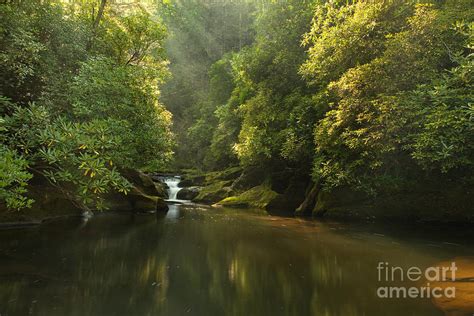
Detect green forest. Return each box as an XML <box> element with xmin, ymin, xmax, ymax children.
<box><xmin>1</xmin><ymin>0</ymin><xmax>473</xmax><ymax>221</ymax></box>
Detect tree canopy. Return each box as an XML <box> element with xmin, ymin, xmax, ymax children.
<box><xmin>1</xmin><ymin>0</ymin><xmax>173</xmax><ymax>211</ymax></box>
<box><xmin>164</xmin><ymin>0</ymin><xmax>473</xmax><ymax>197</ymax></box>
<box><xmin>1</xmin><ymin>0</ymin><xmax>473</xmax><ymax>213</ymax></box>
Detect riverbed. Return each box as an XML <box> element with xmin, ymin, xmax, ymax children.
<box><xmin>0</xmin><ymin>203</ymin><xmax>473</xmax><ymax>316</ymax></box>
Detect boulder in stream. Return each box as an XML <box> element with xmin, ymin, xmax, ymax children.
<box><xmin>177</xmin><ymin>186</ymin><xmax>200</xmax><ymax>200</ymax></box>
<box><xmin>121</xmin><ymin>168</ymin><xmax>168</xmax><ymax>199</ymax></box>
<box><xmin>193</xmin><ymin>180</ymin><xmax>234</xmax><ymax>204</ymax></box>
<box><xmin>216</xmin><ymin>184</ymin><xmax>278</xmax><ymax>209</ymax></box>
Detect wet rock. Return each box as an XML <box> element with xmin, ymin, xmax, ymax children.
<box><xmin>153</xmin><ymin>181</ymin><xmax>169</xmax><ymax>199</ymax></box>
<box><xmin>106</xmin><ymin>168</ymin><xmax>169</xmax><ymax>212</ymax></box>
<box><xmin>193</xmin><ymin>181</ymin><xmax>233</xmax><ymax>204</ymax></box>
<box><xmin>179</xmin><ymin>175</ymin><xmax>206</xmax><ymax>188</ymax></box>
<box><xmin>177</xmin><ymin>187</ymin><xmax>200</xmax><ymax>200</ymax></box>
<box><xmin>156</xmin><ymin>197</ymin><xmax>169</xmax><ymax>212</ymax></box>
<box><xmin>121</xmin><ymin>168</ymin><xmax>167</xmax><ymax>198</ymax></box>
<box><xmin>105</xmin><ymin>187</ymin><xmax>168</xmax><ymax>213</ymax></box>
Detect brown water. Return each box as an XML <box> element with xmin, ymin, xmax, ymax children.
<box><xmin>0</xmin><ymin>204</ymin><xmax>473</xmax><ymax>316</ymax></box>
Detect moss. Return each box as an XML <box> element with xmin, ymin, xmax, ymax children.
<box><xmin>181</xmin><ymin>168</ymin><xmax>203</xmax><ymax>176</ymax></box>
<box><xmin>217</xmin><ymin>184</ymin><xmax>278</xmax><ymax>209</ymax></box>
<box><xmin>181</xmin><ymin>167</ymin><xmax>242</xmax><ymax>188</ymax></box>
<box><xmin>193</xmin><ymin>180</ymin><xmax>233</xmax><ymax>203</ymax></box>
<box><xmin>153</xmin><ymin>181</ymin><xmax>168</xmax><ymax>198</ymax></box>
<box><xmin>205</xmin><ymin>166</ymin><xmax>242</xmax><ymax>182</ymax></box>
<box><xmin>176</xmin><ymin>186</ymin><xmax>200</xmax><ymax>200</ymax></box>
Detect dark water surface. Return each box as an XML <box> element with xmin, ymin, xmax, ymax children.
<box><xmin>0</xmin><ymin>204</ymin><xmax>473</xmax><ymax>316</ymax></box>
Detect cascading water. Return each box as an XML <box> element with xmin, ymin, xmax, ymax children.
<box><xmin>160</xmin><ymin>176</ymin><xmax>184</xmax><ymax>220</ymax></box>
<box><xmin>164</xmin><ymin>176</ymin><xmax>182</xmax><ymax>201</ymax></box>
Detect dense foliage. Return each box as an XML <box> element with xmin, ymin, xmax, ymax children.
<box><xmin>169</xmin><ymin>0</ymin><xmax>473</xmax><ymax>197</ymax></box>
<box><xmin>304</xmin><ymin>2</ymin><xmax>473</xmax><ymax>193</ymax></box>
<box><xmin>158</xmin><ymin>0</ymin><xmax>256</xmax><ymax>169</ymax></box>
<box><xmin>0</xmin><ymin>1</ymin><xmax>173</xmax><ymax>211</ymax></box>
<box><xmin>1</xmin><ymin>0</ymin><xmax>473</xmax><ymax>215</ymax></box>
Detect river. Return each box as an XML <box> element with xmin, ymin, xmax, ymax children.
<box><xmin>0</xmin><ymin>185</ymin><xmax>473</xmax><ymax>315</ymax></box>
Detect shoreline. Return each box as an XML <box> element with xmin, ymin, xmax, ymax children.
<box><xmin>1</xmin><ymin>202</ymin><xmax>472</xmax><ymax>230</ymax></box>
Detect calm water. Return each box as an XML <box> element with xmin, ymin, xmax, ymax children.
<box><xmin>0</xmin><ymin>204</ymin><xmax>473</xmax><ymax>316</ymax></box>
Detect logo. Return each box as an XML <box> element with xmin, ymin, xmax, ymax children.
<box><xmin>376</xmin><ymin>261</ymin><xmax>457</xmax><ymax>299</ymax></box>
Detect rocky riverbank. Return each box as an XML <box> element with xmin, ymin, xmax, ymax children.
<box><xmin>2</xmin><ymin>165</ymin><xmax>472</xmax><ymax>226</ymax></box>
<box><xmin>174</xmin><ymin>167</ymin><xmax>474</xmax><ymax>223</ymax></box>
<box><xmin>0</xmin><ymin>169</ymin><xmax>169</xmax><ymax>226</ymax></box>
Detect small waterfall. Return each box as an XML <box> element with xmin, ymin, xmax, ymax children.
<box><xmin>162</xmin><ymin>176</ymin><xmax>182</xmax><ymax>201</ymax></box>
<box><xmin>160</xmin><ymin>176</ymin><xmax>184</xmax><ymax>220</ymax></box>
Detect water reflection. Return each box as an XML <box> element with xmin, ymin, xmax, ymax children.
<box><xmin>0</xmin><ymin>206</ymin><xmax>472</xmax><ymax>316</ymax></box>
<box><xmin>165</xmin><ymin>204</ymin><xmax>180</xmax><ymax>221</ymax></box>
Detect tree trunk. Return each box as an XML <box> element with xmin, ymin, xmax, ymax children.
<box><xmin>87</xmin><ymin>0</ymin><xmax>107</xmax><ymax>51</ymax></box>
<box><xmin>295</xmin><ymin>182</ymin><xmax>320</xmax><ymax>216</ymax></box>
<box><xmin>92</xmin><ymin>0</ymin><xmax>107</xmax><ymax>30</ymax></box>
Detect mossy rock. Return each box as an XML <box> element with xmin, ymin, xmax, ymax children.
<box><xmin>108</xmin><ymin>169</ymin><xmax>168</xmax><ymax>212</ymax></box>
<box><xmin>179</xmin><ymin>175</ymin><xmax>206</xmax><ymax>188</ymax></box>
<box><xmin>205</xmin><ymin>166</ymin><xmax>242</xmax><ymax>182</ymax></box>
<box><xmin>217</xmin><ymin>185</ymin><xmax>279</xmax><ymax>209</ymax></box>
<box><xmin>156</xmin><ymin>197</ymin><xmax>169</xmax><ymax>212</ymax></box>
<box><xmin>121</xmin><ymin>168</ymin><xmax>167</xmax><ymax>198</ymax></box>
<box><xmin>152</xmin><ymin>180</ymin><xmax>168</xmax><ymax>199</ymax></box>
<box><xmin>193</xmin><ymin>180</ymin><xmax>233</xmax><ymax>204</ymax></box>
<box><xmin>177</xmin><ymin>186</ymin><xmax>200</xmax><ymax>200</ymax></box>
<box><xmin>231</xmin><ymin>166</ymin><xmax>265</xmax><ymax>192</ymax></box>
<box><xmin>179</xmin><ymin>167</ymin><xmax>242</xmax><ymax>188</ymax></box>
<box><xmin>104</xmin><ymin>187</ymin><xmax>168</xmax><ymax>213</ymax></box>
